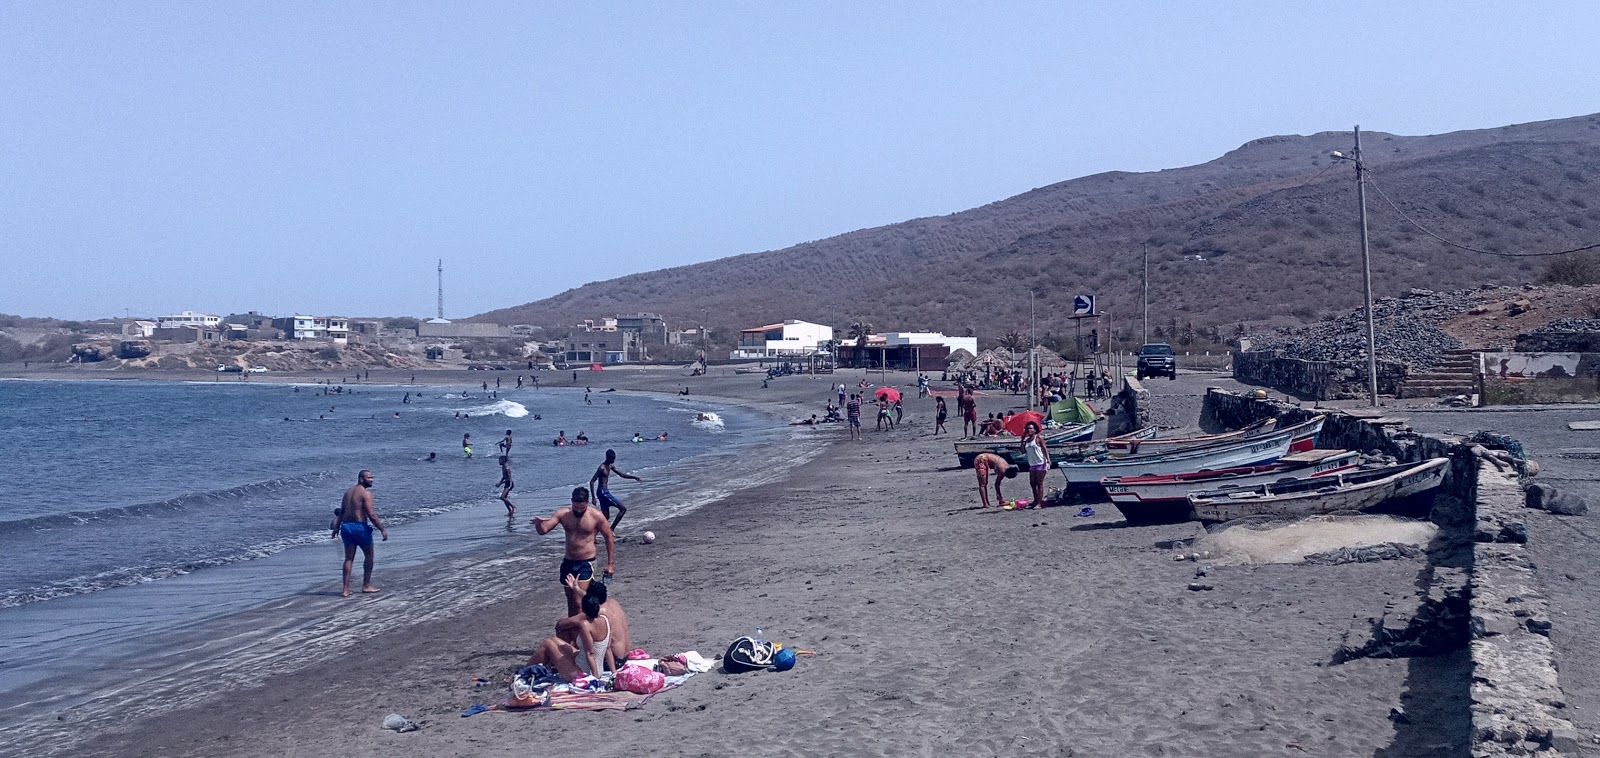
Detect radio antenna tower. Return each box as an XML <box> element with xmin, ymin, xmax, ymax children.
<box><xmin>436</xmin><ymin>259</ymin><xmax>444</xmax><ymax>320</ymax></box>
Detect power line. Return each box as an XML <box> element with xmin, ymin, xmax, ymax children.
<box><xmin>1361</xmin><ymin>170</ymin><xmax>1600</xmax><ymax>258</ymax></box>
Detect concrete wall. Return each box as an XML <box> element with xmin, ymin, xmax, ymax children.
<box><xmin>1232</xmin><ymin>349</ymin><xmax>1406</xmax><ymax>401</ymax></box>
<box><xmin>1107</xmin><ymin>377</ymin><xmax>1150</xmax><ymax>436</ymax></box>
<box><xmin>418</xmin><ymin>322</ymin><xmax>511</xmax><ymax>339</ymax></box>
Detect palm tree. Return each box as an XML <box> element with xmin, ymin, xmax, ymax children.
<box><xmin>996</xmin><ymin>330</ymin><xmax>1027</xmax><ymax>353</ymax></box>
<box><xmin>847</xmin><ymin>321</ymin><xmax>873</xmax><ymax>349</ymax></box>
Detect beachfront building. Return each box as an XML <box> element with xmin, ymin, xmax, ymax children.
<box><xmin>273</xmin><ymin>315</ymin><xmax>350</xmax><ymax>343</ymax></box>
<box><xmin>564</xmin><ymin>337</ymin><xmax>625</xmax><ymax>365</ymax></box>
<box><xmin>836</xmin><ymin>331</ymin><xmax>977</xmax><ymax>371</ymax></box>
<box><xmin>156</xmin><ymin>311</ymin><xmax>221</xmax><ymax>330</ymax></box>
<box><xmin>122</xmin><ymin>320</ymin><xmax>157</xmax><ymax>338</ymax></box>
<box><xmin>417</xmin><ymin>320</ymin><xmax>511</xmax><ymax>339</ymax></box>
<box><xmin>731</xmin><ymin>320</ymin><xmax>833</xmax><ymax>359</ymax></box>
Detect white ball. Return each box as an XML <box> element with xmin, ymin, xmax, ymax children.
<box><xmin>642</xmin><ymin>531</ymin><xmax>656</xmax><ymax>544</ymax></box>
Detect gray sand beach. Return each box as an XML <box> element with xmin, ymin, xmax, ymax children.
<box><xmin>30</xmin><ymin>367</ymin><xmax>1486</xmax><ymax>758</ymax></box>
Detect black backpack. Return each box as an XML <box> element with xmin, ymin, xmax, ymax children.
<box><xmin>722</xmin><ymin>636</ymin><xmax>775</xmax><ymax>673</ymax></box>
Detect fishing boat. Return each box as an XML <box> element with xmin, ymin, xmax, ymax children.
<box><xmin>952</xmin><ymin>422</ymin><xmax>1095</xmax><ymax>468</ymax></box>
<box><xmin>1105</xmin><ymin>417</ymin><xmax>1275</xmax><ymax>453</ymax></box>
<box><xmin>1103</xmin><ymin>449</ymin><xmax>1360</xmax><ymax>523</ymax></box>
<box><xmin>1057</xmin><ymin>424</ymin><xmax>1301</xmax><ymax>486</ymax></box>
<box><xmin>1187</xmin><ymin>457</ymin><xmax>1450</xmax><ymax>523</ymax></box>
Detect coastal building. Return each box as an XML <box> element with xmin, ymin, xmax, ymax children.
<box><xmin>156</xmin><ymin>311</ymin><xmax>221</xmax><ymax>330</ymax></box>
<box><xmin>731</xmin><ymin>320</ymin><xmax>833</xmax><ymax>359</ymax></box>
<box><xmin>836</xmin><ymin>331</ymin><xmax>977</xmax><ymax>371</ymax></box>
<box><xmin>151</xmin><ymin>325</ymin><xmax>223</xmax><ymax>343</ymax></box>
<box><xmin>577</xmin><ymin>318</ymin><xmax>618</xmax><ymax>333</ymax></box>
<box><xmin>668</xmin><ymin>327</ymin><xmax>708</xmax><ymax>345</ymax></box>
<box><xmin>564</xmin><ymin>337</ymin><xmax>625</xmax><ymax>365</ymax></box>
<box><xmin>272</xmin><ymin>315</ymin><xmax>350</xmax><ymax>343</ymax></box>
<box><xmin>122</xmin><ymin>320</ymin><xmax>157</xmax><ymax>338</ymax></box>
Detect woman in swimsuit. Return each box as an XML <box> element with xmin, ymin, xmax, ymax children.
<box><xmin>526</xmin><ymin>592</ymin><xmax>615</xmax><ymax>681</ymax></box>
<box><xmin>934</xmin><ymin>396</ymin><xmax>948</xmax><ymax>436</ymax></box>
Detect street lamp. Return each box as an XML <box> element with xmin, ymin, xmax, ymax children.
<box><xmin>1330</xmin><ymin>126</ymin><xmax>1379</xmax><ymax>407</ymax></box>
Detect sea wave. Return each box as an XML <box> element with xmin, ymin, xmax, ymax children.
<box><xmin>0</xmin><ymin>471</ymin><xmax>342</xmax><ymax>536</ymax></box>
<box><xmin>455</xmin><ymin>399</ymin><xmax>529</xmax><ymax>418</ymax></box>
<box><xmin>0</xmin><ymin>493</ymin><xmax>486</xmax><ymax>609</ymax></box>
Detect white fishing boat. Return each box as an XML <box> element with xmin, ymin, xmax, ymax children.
<box><xmin>1103</xmin><ymin>449</ymin><xmax>1359</xmax><ymax>523</ymax></box>
<box><xmin>1187</xmin><ymin>457</ymin><xmax>1450</xmax><ymax>523</ymax></box>
<box><xmin>952</xmin><ymin>422</ymin><xmax>1095</xmax><ymax>467</ymax></box>
<box><xmin>1058</xmin><ymin>425</ymin><xmax>1300</xmax><ymax>485</ymax></box>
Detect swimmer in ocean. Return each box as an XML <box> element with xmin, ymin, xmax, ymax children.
<box><xmin>463</xmin><ymin>433</ymin><xmax>473</xmax><ymax>458</ymax></box>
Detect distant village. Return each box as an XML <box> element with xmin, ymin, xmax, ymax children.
<box><xmin>3</xmin><ymin>307</ymin><xmax>980</xmax><ymax>372</ymax></box>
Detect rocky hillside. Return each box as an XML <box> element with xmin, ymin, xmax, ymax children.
<box><xmin>478</xmin><ymin>113</ymin><xmax>1600</xmax><ymax>343</ymax></box>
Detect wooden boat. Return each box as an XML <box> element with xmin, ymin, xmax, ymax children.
<box><xmin>1187</xmin><ymin>457</ymin><xmax>1450</xmax><ymax>523</ymax></box>
<box><xmin>952</xmin><ymin>422</ymin><xmax>1095</xmax><ymax>468</ymax></box>
<box><xmin>1056</xmin><ymin>424</ymin><xmax>1301</xmax><ymax>484</ymax></box>
<box><xmin>1103</xmin><ymin>449</ymin><xmax>1360</xmax><ymax>524</ymax></box>
<box><xmin>1105</xmin><ymin>417</ymin><xmax>1275</xmax><ymax>453</ymax></box>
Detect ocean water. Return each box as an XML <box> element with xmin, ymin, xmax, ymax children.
<box><xmin>0</xmin><ymin>378</ymin><xmax>823</xmax><ymax>754</ymax></box>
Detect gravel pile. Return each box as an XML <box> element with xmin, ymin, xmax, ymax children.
<box><xmin>1249</xmin><ymin>288</ymin><xmax>1475</xmax><ymax>369</ymax></box>
<box><xmin>1528</xmin><ymin>319</ymin><xmax>1600</xmax><ymax>334</ymax></box>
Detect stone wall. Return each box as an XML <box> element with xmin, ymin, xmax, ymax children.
<box><xmin>1515</xmin><ymin>330</ymin><xmax>1600</xmax><ymax>353</ymax></box>
<box><xmin>1232</xmin><ymin>349</ymin><xmax>1406</xmax><ymax>401</ymax></box>
<box><xmin>1107</xmin><ymin>376</ymin><xmax>1150</xmax><ymax>436</ymax></box>
<box><xmin>1201</xmin><ymin>387</ymin><xmax>1581</xmax><ymax>755</ymax></box>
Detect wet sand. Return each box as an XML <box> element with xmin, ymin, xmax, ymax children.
<box><xmin>20</xmin><ymin>368</ymin><xmax>1458</xmax><ymax>757</ymax></box>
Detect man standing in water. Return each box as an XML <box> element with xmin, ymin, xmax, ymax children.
<box><xmin>497</xmin><ymin>455</ymin><xmax>516</xmax><ymax>516</ymax></box>
<box><xmin>462</xmin><ymin>433</ymin><xmax>473</xmax><ymax>458</ymax></box>
<box><xmin>498</xmin><ymin>429</ymin><xmax>514</xmax><ymax>458</ymax></box>
<box><xmin>589</xmin><ymin>449</ymin><xmax>642</xmax><ymax>529</ymax></box>
<box><xmin>533</xmin><ymin>487</ymin><xmax>617</xmax><ymax>617</ymax></box>
<box><xmin>331</xmin><ymin>469</ymin><xmax>388</xmax><ymax>597</ymax></box>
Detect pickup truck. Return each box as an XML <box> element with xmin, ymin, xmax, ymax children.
<box><xmin>1135</xmin><ymin>343</ymin><xmax>1177</xmax><ymax>380</ymax></box>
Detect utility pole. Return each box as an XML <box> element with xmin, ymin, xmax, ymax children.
<box><xmin>1354</xmin><ymin>127</ymin><xmax>1379</xmax><ymax>407</ymax></box>
<box><xmin>1141</xmin><ymin>242</ymin><xmax>1149</xmax><ymax>346</ymax></box>
<box><xmin>436</xmin><ymin>259</ymin><xmax>445</xmax><ymax>321</ymax></box>
<box><xmin>1029</xmin><ymin>291</ymin><xmax>1037</xmax><ymax>410</ymax></box>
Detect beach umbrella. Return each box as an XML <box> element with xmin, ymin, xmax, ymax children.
<box><xmin>1002</xmin><ymin>410</ymin><xmax>1046</xmax><ymax>437</ymax></box>
<box><xmin>874</xmin><ymin>386</ymin><xmax>901</xmax><ymax>403</ymax></box>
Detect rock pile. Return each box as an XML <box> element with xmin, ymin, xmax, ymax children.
<box><xmin>1527</xmin><ymin>318</ymin><xmax>1600</xmax><ymax>334</ymax></box>
<box><xmin>1249</xmin><ymin>287</ymin><xmax>1479</xmax><ymax>368</ymax></box>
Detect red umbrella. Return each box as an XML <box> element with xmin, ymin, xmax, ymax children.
<box><xmin>1002</xmin><ymin>411</ymin><xmax>1046</xmax><ymax>438</ymax></box>
<box><xmin>874</xmin><ymin>386</ymin><xmax>901</xmax><ymax>403</ymax></box>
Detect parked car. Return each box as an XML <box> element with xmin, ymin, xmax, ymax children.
<box><xmin>216</xmin><ymin>365</ymin><xmax>243</xmax><ymax>373</ymax></box>
<box><xmin>246</xmin><ymin>366</ymin><xmax>268</xmax><ymax>373</ymax></box>
<box><xmin>1135</xmin><ymin>343</ymin><xmax>1177</xmax><ymax>380</ymax></box>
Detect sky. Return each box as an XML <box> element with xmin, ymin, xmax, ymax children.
<box><xmin>3</xmin><ymin>2</ymin><xmax>1598</xmax><ymax>320</ymax></box>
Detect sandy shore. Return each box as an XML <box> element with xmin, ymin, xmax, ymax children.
<box><xmin>13</xmin><ymin>368</ymin><xmax>1462</xmax><ymax>757</ymax></box>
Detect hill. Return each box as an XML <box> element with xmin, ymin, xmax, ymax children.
<box><xmin>475</xmin><ymin>113</ymin><xmax>1600</xmax><ymax>348</ymax></box>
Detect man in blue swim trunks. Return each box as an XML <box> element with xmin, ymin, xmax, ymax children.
<box><xmin>589</xmin><ymin>449</ymin><xmax>642</xmax><ymax>530</ymax></box>
<box><xmin>533</xmin><ymin>487</ymin><xmax>617</xmax><ymax>617</ymax></box>
<box><xmin>330</xmin><ymin>469</ymin><xmax>388</xmax><ymax>597</ymax></box>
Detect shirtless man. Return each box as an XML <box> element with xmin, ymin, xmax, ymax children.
<box><xmin>555</xmin><ymin>576</ymin><xmax>632</xmax><ymax>671</ymax></box>
<box><xmin>589</xmin><ymin>449</ymin><xmax>642</xmax><ymax>529</ymax></box>
<box><xmin>533</xmin><ymin>487</ymin><xmax>617</xmax><ymax>617</ymax></box>
<box><xmin>959</xmin><ymin>389</ymin><xmax>979</xmax><ymax>438</ymax></box>
<box><xmin>497</xmin><ymin>455</ymin><xmax>516</xmax><ymax>516</ymax></box>
<box><xmin>498</xmin><ymin>429</ymin><xmax>514</xmax><ymax>457</ymax></box>
<box><xmin>462</xmin><ymin>433</ymin><xmax>473</xmax><ymax>458</ymax></box>
<box><xmin>331</xmin><ymin>469</ymin><xmax>389</xmax><ymax>596</ymax></box>
<box><xmin>972</xmin><ymin>452</ymin><xmax>1020</xmax><ymax>508</ymax></box>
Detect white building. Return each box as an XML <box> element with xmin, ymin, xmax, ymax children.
<box><xmin>277</xmin><ymin>315</ymin><xmax>350</xmax><ymax>343</ymax></box>
<box><xmin>122</xmin><ymin>320</ymin><xmax>157</xmax><ymax>338</ymax></box>
<box><xmin>878</xmin><ymin>331</ymin><xmax>978</xmax><ymax>355</ymax></box>
<box><xmin>732</xmin><ymin>320</ymin><xmax>834</xmax><ymax>359</ymax></box>
<box><xmin>156</xmin><ymin>311</ymin><xmax>220</xmax><ymax>329</ymax></box>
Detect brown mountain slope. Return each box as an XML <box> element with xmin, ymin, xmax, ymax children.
<box><xmin>476</xmin><ymin>113</ymin><xmax>1600</xmax><ymax>341</ymax></box>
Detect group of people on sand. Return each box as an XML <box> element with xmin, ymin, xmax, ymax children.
<box><xmin>971</xmin><ymin>421</ymin><xmax>1052</xmax><ymax>509</ymax></box>
<box><xmin>523</xmin><ymin>486</ymin><xmax>635</xmax><ymax>682</ymax></box>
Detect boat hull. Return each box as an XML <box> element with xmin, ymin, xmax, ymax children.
<box><xmin>1103</xmin><ymin>450</ymin><xmax>1360</xmax><ymax>524</ymax></box>
<box><xmin>1188</xmin><ymin>457</ymin><xmax>1450</xmax><ymax>523</ymax></box>
<box><xmin>1059</xmin><ymin>427</ymin><xmax>1299</xmax><ymax>487</ymax></box>
<box><xmin>952</xmin><ymin>422</ymin><xmax>1094</xmax><ymax>467</ymax></box>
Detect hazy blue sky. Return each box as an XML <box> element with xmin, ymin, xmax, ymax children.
<box><xmin>3</xmin><ymin>2</ymin><xmax>1597</xmax><ymax>320</ymax></box>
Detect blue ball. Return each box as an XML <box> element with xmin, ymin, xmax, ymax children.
<box><xmin>772</xmin><ymin>648</ymin><xmax>797</xmax><ymax>672</ymax></box>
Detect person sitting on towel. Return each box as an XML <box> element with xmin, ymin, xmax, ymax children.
<box><xmin>528</xmin><ymin>591</ymin><xmax>616</xmax><ymax>681</ymax></box>
<box><xmin>555</xmin><ymin>576</ymin><xmax>633</xmax><ymax>671</ymax></box>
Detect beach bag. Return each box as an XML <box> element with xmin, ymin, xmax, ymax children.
<box><xmin>615</xmin><ymin>664</ymin><xmax>666</xmax><ymax>694</ymax></box>
<box><xmin>722</xmin><ymin>636</ymin><xmax>775</xmax><ymax>674</ymax></box>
